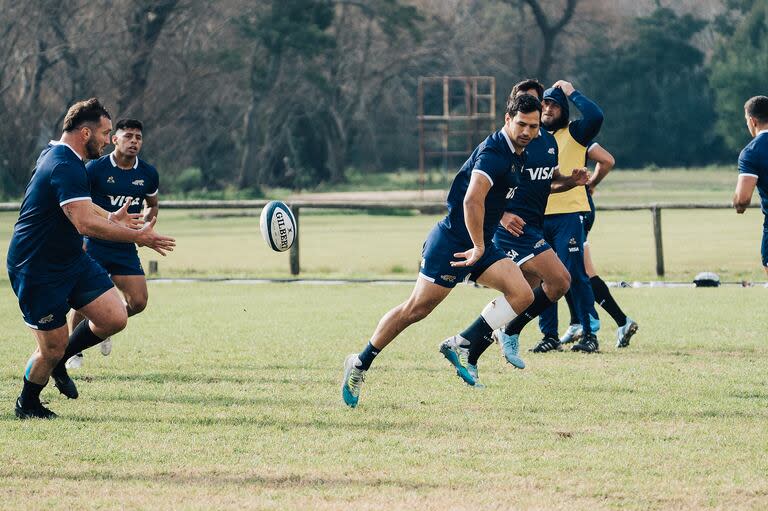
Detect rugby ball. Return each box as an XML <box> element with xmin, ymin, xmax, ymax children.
<box><xmin>259</xmin><ymin>201</ymin><xmax>297</xmax><ymax>252</ymax></box>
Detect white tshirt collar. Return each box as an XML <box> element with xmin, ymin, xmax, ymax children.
<box><xmin>49</xmin><ymin>140</ymin><xmax>84</xmax><ymax>161</ymax></box>
<box><xmin>110</xmin><ymin>151</ymin><xmax>138</xmax><ymax>169</ymax></box>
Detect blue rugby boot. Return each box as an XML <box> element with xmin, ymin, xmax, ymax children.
<box><xmin>616</xmin><ymin>318</ymin><xmax>639</xmax><ymax>348</ymax></box>
<box><xmin>341</xmin><ymin>354</ymin><xmax>366</xmax><ymax>408</ymax></box>
<box><xmin>466</xmin><ymin>362</ymin><xmax>485</xmax><ymax>390</ymax></box>
<box><xmin>439</xmin><ymin>336</ymin><xmax>477</xmax><ymax>386</ymax></box>
<box><xmin>589</xmin><ymin>313</ymin><xmax>601</xmax><ymax>334</ymax></box>
<box><xmin>493</xmin><ymin>330</ymin><xmax>525</xmax><ymax>369</ymax></box>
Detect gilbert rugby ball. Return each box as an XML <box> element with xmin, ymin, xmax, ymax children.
<box><xmin>259</xmin><ymin>201</ymin><xmax>297</xmax><ymax>252</ymax></box>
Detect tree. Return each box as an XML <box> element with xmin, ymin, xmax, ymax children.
<box><xmin>710</xmin><ymin>0</ymin><xmax>768</xmax><ymax>152</ymax></box>
<box><xmin>576</xmin><ymin>7</ymin><xmax>726</xmax><ymax>167</ymax></box>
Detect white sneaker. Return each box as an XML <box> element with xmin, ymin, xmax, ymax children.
<box><xmin>65</xmin><ymin>353</ymin><xmax>84</xmax><ymax>370</ymax></box>
<box><xmin>100</xmin><ymin>337</ymin><xmax>112</xmax><ymax>356</ymax></box>
<box><xmin>560</xmin><ymin>324</ymin><xmax>583</xmax><ymax>344</ymax></box>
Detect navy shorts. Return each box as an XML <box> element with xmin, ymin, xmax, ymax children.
<box><xmin>761</xmin><ymin>227</ymin><xmax>768</xmax><ymax>267</ymax></box>
<box><xmin>85</xmin><ymin>240</ymin><xmax>144</xmax><ymax>276</ymax></box>
<box><xmin>419</xmin><ymin>225</ymin><xmax>507</xmax><ymax>288</ymax></box>
<box><xmin>8</xmin><ymin>254</ymin><xmax>114</xmax><ymax>331</ymax></box>
<box><xmin>493</xmin><ymin>225</ymin><xmax>551</xmax><ymax>266</ymax></box>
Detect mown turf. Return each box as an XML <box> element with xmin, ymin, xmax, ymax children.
<box><xmin>0</xmin><ymin>282</ymin><xmax>766</xmax><ymax>510</ymax></box>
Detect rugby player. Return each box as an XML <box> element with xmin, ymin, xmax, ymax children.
<box><xmin>67</xmin><ymin>119</ymin><xmax>159</xmax><ymax>368</ymax></box>
<box><xmin>558</xmin><ymin>143</ymin><xmax>639</xmax><ymax>348</ymax></box>
<box><xmin>733</xmin><ymin>95</ymin><xmax>768</xmax><ymax>271</ymax></box>
<box><xmin>7</xmin><ymin>99</ymin><xmax>175</xmax><ymax>419</ymax></box>
<box><xmin>462</xmin><ymin>79</ymin><xmax>586</xmax><ymax>381</ymax></box>
<box><xmin>341</xmin><ymin>95</ymin><xmax>561</xmax><ymax>407</ymax></box>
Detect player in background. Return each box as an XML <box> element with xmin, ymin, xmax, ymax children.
<box><xmin>732</xmin><ymin>95</ymin><xmax>768</xmax><ymax>271</ymax></box>
<box><xmin>531</xmin><ymin>80</ymin><xmax>604</xmax><ymax>353</ymax></box>
<box><xmin>464</xmin><ymin>79</ymin><xmax>582</xmax><ymax>382</ymax></box>
<box><xmin>6</xmin><ymin>98</ymin><xmax>175</xmax><ymax>419</ymax></box>
<box><xmin>558</xmin><ymin>143</ymin><xmax>639</xmax><ymax>349</ymax></box>
<box><xmin>66</xmin><ymin>119</ymin><xmax>159</xmax><ymax>369</ymax></box>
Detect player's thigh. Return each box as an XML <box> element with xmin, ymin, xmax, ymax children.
<box><xmin>111</xmin><ymin>275</ymin><xmax>148</xmax><ymax>305</ymax></box>
<box><xmin>403</xmin><ymin>274</ymin><xmax>453</xmax><ymax>318</ymax></box>
<box><xmin>77</xmin><ymin>287</ymin><xmax>127</xmax><ymax>329</ymax></box>
<box><xmin>30</xmin><ymin>325</ymin><xmax>70</xmax><ymax>358</ymax></box>
<box><xmin>521</xmin><ymin>249</ymin><xmax>568</xmax><ymax>284</ymax></box>
<box><xmin>476</xmin><ymin>257</ymin><xmax>530</xmax><ymax>298</ymax></box>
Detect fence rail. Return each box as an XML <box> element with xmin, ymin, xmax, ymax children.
<box><xmin>0</xmin><ymin>200</ymin><xmax>757</xmax><ymax>276</ymax></box>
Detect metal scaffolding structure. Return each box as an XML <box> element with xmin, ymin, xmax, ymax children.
<box><xmin>417</xmin><ymin>76</ymin><xmax>496</xmax><ymax>191</ymax></box>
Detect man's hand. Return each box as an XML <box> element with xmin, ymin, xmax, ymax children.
<box><xmin>552</xmin><ymin>80</ymin><xmax>576</xmax><ymax>97</ymax></box>
<box><xmin>571</xmin><ymin>167</ymin><xmax>590</xmax><ymax>186</ymax></box>
<box><xmin>451</xmin><ymin>245</ymin><xmax>484</xmax><ymax>268</ymax></box>
<box><xmin>500</xmin><ymin>212</ymin><xmax>525</xmax><ymax>237</ymax></box>
<box><xmin>108</xmin><ymin>202</ymin><xmax>144</xmax><ymax>230</ymax></box>
<box><xmin>135</xmin><ymin>217</ymin><xmax>176</xmax><ymax>256</ymax></box>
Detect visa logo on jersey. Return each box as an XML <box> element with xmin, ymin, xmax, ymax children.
<box><xmin>526</xmin><ymin>166</ymin><xmax>555</xmax><ymax>180</ymax></box>
<box><xmin>109</xmin><ymin>195</ymin><xmax>142</xmax><ymax>207</ymax></box>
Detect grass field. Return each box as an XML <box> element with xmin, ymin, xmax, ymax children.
<box><xmin>0</xmin><ymin>282</ymin><xmax>766</xmax><ymax>510</ymax></box>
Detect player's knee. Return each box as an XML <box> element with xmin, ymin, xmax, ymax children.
<box><xmin>128</xmin><ymin>296</ymin><xmax>147</xmax><ymax>315</ymax></box>
<box><xmin>507</xmin><ymin>286</ymin><xmax>534</xmax><ymax>313</ymax></box>
<box><xmin>551</xmin><ymin>270</ymin><xmax>571</xmax><ymax>298</ymax></box>
<box><xmin>103</xmin><ymin>308</ymin><xmax>128</xmax><ymax>335</ymax></box>
<box><xmin>402</xmin><ymin>300</ymin><xmax>436</xmax><ymax>324</ymax></box>
<box><xmin>40</xmin><ymin>344</ymin><xmax>66</xmax><ymax>364</ymax></box>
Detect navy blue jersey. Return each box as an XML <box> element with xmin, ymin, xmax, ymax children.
<box><xmin>504</xmin><ymin>128</ymin><xmax>558</xmax><ymax>228</ymax></box>
<box><xmin>7</xmin><ymin>142</ymin><xmax>90</xmax><ymax>277</ymax></box>
<box><xmin>85</xmin><ymin>153</ymin><xmax>159</xmax><ymax>248</ymax></box>
<box><xmin>438</xmin><ymin>129</ymin><xmax>525</xmax><ymax>245</ymax></box>
<box><xmin>738</xmin><ymin>130</ymin><xmax>768</xmax><ymax>223</ymax></box>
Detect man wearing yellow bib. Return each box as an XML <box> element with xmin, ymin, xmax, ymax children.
<box><xmin>538</xmin><ymin>80</ymin><xmax>604</xmax><ymax>353</ymax></box>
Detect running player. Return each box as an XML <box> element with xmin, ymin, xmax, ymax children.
<box><xmin>733</xmin><ymin>95</ymin><xmax>768</xmax><ymax>271</ymax></box>
<box><xmin>6</xmin><ymin>98</ymin><xmax>175</xmax><ymax>419</ymax></box>
<box><xmin>340</xmin><ymin>95</ymin><xmax>546</xmax><ymax>407</ymax></box>
<box><xmin>66</xmin><ymin>119</ymin><xmax>159</xmax><ymax>368</ymax></box>
<box><xmin>559</xmin><ymin>143</ymin><xmax>639</xmax><ymax>349</ymax></box>
<box><xmin>463</xmin><ymin>79</ymin><xmax>586</xmax><ymax>381</ymax></box>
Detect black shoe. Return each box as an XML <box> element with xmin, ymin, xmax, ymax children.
<box><xmin>51</xmin><ymin>366</ymin><xmax>79</xmax><ymax>399</ymax></box>
<box><xmin>571</xmin><ymin>333</ymin><xmax>599</xmax><ymax>353</ymax></box>
<box><xmin>529</xmin><ymin>335</ymin><xmax>563</xmax><ymax>353</ymax></box>
<box><xmin>15</xmin><ymin>398</ymin><xmax>57</xmax><ymax>419</ymax></box>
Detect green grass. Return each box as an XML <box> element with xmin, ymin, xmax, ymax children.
<box><xmin>0</xmin><ymin>282</ymin><xmax>766</xmax><ymax>509</ymax></box>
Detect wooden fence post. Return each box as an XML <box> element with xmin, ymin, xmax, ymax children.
<box><xmin>290</xmin><ymin>206</ymin><xmax>300</xmax><ymax>275</ymax></box>
<box><xmin>652</xmin><ymin>205</ymin><xmax>664</xmax><ymax>276</ymax></box>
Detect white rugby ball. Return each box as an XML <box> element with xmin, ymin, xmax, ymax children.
<box><xmin>259</xmin><ymin>201</ymin><xmax>297</xmax><ymax>252</ymax></box>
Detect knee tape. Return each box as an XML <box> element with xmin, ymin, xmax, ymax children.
<box><xmin>480</xmin><ymin>296</ymin><xmax>517</xmax><ymax>330</ymax></box>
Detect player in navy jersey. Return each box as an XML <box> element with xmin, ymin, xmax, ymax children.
<box><xmin>461</xmin><ymin>79</ymin><xmax>588</xmax><ymax>381</ymax></box>
<box><xmin>340</xmin><ymin>95</ymin><xmax>588</xmax><ymax>407</ymax></box>
<box><xmin>66</xmin><ymin>119</ymin><xmax>160</xmax><ymax>368</ymax></box>
<box><xmin>733</xmin><ymin>95</ymin><xmax>768</xmax><ymax>271</ymax></box>
<box><xmin>6</xmin><ymin>99</ymin><xmax>175</xmax><ymax>419</ymax></box>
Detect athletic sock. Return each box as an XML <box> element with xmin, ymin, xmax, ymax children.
<box><xmin>467</xmin><ymin>337</ymin><xmax>493</xmax><ymax>366</ymax></box>
<box><xmin>504</xmin><ymin>286</ymin><xmax>556</xmax><ymax>336</ymax></box>
<box><xmin>19</xmin><ymin>377</ymin><xmax>45</xmax><ymax>407</ymax></box>
<box><xmin>590</xmin><ymin>275</ymin><xmax>627</xmax><ymax>326</ymax></box>
<box><xmin>53</xmin><ymin>321</ymin><xmax>103</xmax><ymax>376</ymax></box>
<box><xmin>460</xmin><ymin>316</ymin><xmax>492</xmax><ymax>346</ymax></box>
<box><xmin>564</xmin><ymin>291</ymin><xmax>579</xmax><ymax>325</ymax></box>
<box><xmin>355</xmin><ymin>342</ymin><xmax>380</xmax><ymax>370</ymax></box>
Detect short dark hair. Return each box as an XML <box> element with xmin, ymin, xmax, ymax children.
<box><xmin>115</xmin><ymin>119</ymin><xmax>144</xmax><ymax>132</ymax></box>
<box><xmin>509</xmin><ymin>79</ymin><xmax>544</xmax><ymax>101</ymax></box>
<box><xmin>506</xmin><ymin>93</ymin><xmax>542</xmax><ymax>118</ymax></box>
<box><xmin>62</xmin><ymin>98</ymin><xmax>111</xmax><ymax>132</ymax></box>
<box><xmin>745</xmin><ymin>96</ymin><xmax>768</xmax><ymax>124</ymax></box>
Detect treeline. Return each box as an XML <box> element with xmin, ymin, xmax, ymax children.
<box><xmin>0</xmin><ymin>0</ymin><xmax>764</xmax><ymax>198</ymax></box>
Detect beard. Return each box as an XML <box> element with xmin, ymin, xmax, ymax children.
<box><xmin>84</xmin><ymin>134</ymin><xmax>102</xmax><ymax>160</ymax></box>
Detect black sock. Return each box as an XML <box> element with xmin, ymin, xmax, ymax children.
<box><xmin>467</xmin><ymin>336</ymin><xmax>494</xmax><ymax>366</ymax></box>
<box><xmin>460</xmin><ymin>316</ymin><xmax>492</xmax><ymax>345</ymax></box>
<box><xmin>504</xmin><ymin>287</ymin><xmax>555</xmax><ymax>336</ymax></box>
<box><xmin>19</xmin><ymin>377</ymin><xmax>45</xmax><ymax>407</ymax></box>
<box><xmin>590</xmin><ymin>276</ymin><xmax>627</xmax><ymax>326</ymax></box>
<box><xmin>53</xmin><ymin>321</ymin><xmax>103</xmax><ymax>376</ymax></box>
<box><xmin>356</xmin><ymin>342</ymin><xmax>380</xmax><ymax>371</ymax></box>
<box><xmin>564</xmin><ymin>291</ymin><xmax>579</xmax><ymax>325</ymax></box>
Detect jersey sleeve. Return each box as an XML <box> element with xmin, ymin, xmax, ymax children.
<box><xmin>568</xmin><ymin>91</ymin><xmax>604</xmax><ymax>146</ymax></box>
<box><xmin>50</xmin><ymin>162</ymin><xmax>91</xmax><ymax>207</ymax></box>
<box><xmin>472</xmin><ymin>147</ymin><xmax>508</xmax><ymax>186</ymax></box>
<box><xmin>146</xmin><ymin>164</ymin><xmax>159</xmax><ymax>196</ymax></box>
<box><xmin>738</xmin><ymin>146</ymin><xmax>760</xmax><ymax>178</ymax></box>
